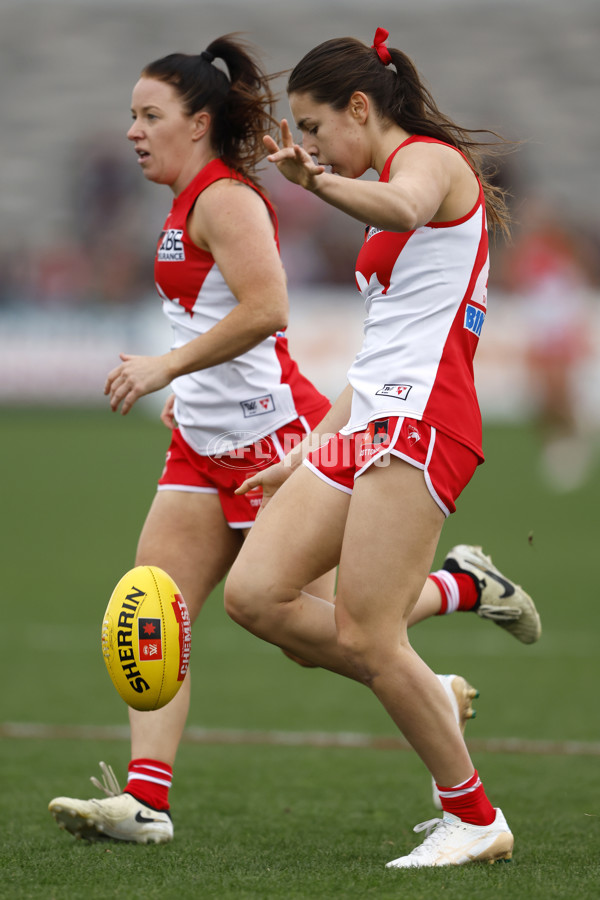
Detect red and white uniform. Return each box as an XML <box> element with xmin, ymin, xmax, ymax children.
<box><xmin>341</xmin><ymin>136</ymin><xmax>489</xmax><ymax>461</ymax></box>
<box><xmin>155</xmin><ymin>159</ymin><xmax>328</xmax><ymax>456</ymax></box>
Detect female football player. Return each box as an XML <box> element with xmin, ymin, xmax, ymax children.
<box><xmin>225</xmin><ymin>29</ymin><xmax>534</xmax><ymax>867</ymax></box>
<box><xmin>49</xmin><ymin>32</ymin><xmax>538</xmax><ymax>849</ymax></box>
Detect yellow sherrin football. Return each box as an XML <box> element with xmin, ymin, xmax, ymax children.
<box><xmin>101</xmin><ymin>565</ymin><xmax>191</xmax><ymax>711</ymax></box>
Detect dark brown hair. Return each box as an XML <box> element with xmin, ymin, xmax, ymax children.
<box><xmin>288</xmin><ymin>36</ymin><xmax>512</xmax><ymax>235</ymax></box>
<box><xmin>142</xmin><ymin>34</ymin><xmax>278</xmax><ymax>184</ymax></box>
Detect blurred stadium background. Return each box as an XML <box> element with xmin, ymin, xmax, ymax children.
<box><xmin>2</xmin><ymin>6</ymin><xmax>600</xmax><ymax>892</ymax></box>
<box><xmin>1</xmin><ymin>0</ymin><xmax>599</xmax><ymax>432</ymax></box>
<box><xmin>1</xmin><ymin>0</ymin><xmax>599</xmax><ymax>724</ymax></box>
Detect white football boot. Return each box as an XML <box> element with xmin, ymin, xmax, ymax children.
<box><xmin>431</xmin><ymin>675</ymin><xmax>478</xmax><ymax>810</ymax></box>
<box><xmin>48</xmin><ymin>761</ymin><xmax>173</xmax><ymax>844</ymax></box>
<box><xmin>386</xmin><ymin>808</ymin><xmax>514</xmax><ymax>868</ymax></box>
<box><xmin>443</xmin><ymin>544</ymin><xmax>541</xmax><ymax>644</ymax></box>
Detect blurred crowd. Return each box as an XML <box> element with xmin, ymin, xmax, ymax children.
<box><xmin>1</xmin><ymin>137</ymin><xmax>599</xmax><ymax>310</ymax></box>
<box><xmin>0</xmin><ymin>136</ymin><xmax>598</xmax><ymax>492</ymax></box>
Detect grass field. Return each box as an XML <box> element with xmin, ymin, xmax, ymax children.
<box><xmin>1</xmin><ymin>406</ymin><xmax>599</xmax><ymax>898</ymax></box>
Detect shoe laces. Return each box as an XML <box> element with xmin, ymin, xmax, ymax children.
<box><xmin>406</xmin><ymin>816</ymin><xmax>452</xmax><ymax>857</ymax></box>
<box><xmin>477</xmin><ymin>604</ymin><xmax>522</xmax><ymax>622</ymax></box>
<box><xmin>89</xmin><ymin>761</ymin><xmax>122</xmax><ymax>798</ymax></box>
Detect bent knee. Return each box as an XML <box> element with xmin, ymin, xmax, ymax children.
<box><xmin>336</xmin><ymin>626</ymin><xmax>376</xmax><ymax>672</ymax></box>
<box><xmin>223</xmin><ymin>572</ymin><xmax>260</xmax><ymax>630</ymax></box>
<box><xmin>336</xmin><ymin>617</ymin><xmax>410</xmax><ymax>684</ymax></box>
<box><xmin>225</xmin><ymin>571</ymin><xmax>301</xmax><ymax>647</ymax></box>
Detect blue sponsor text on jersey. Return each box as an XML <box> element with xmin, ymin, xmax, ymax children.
<box><xmin>464</xmin><ymin>304</ymin><xmax>485</xmax><ymax>337</ymax></box>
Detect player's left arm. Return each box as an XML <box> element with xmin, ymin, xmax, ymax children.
<box><xmin>177</xmin><ymin>178</ymin><xmax>289</xmax><ymax>366</ymax></box>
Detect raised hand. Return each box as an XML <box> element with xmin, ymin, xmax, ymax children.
<box><xmin>263</xmin><ymin>119</ymin><xmax>324</xmax><ymax>190</ymax></box>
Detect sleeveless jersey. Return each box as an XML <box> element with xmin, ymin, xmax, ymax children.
<box><xmin>341</xmin><ymin>136</ymin><xmax>488</xmax><ymax>459</ymax></box>
<box><xmin>154</xmin><ymin>159</ymin><xmax>328</xmax><ymax>455</ymax></box>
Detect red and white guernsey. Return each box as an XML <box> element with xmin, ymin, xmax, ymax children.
<box><xmin>341</xmin><ymin>136</ymin><xmax>489</xmax><ymax>459</ymax></box>
<box><xmin>155</xmin><ymin>159</ymin><xmax>328</xmax><ymax>455</ymax></box>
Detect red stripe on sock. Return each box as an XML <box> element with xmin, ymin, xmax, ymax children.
<box><xmin>435</xmin><ymin>770</ymin><xmax>496</xmax><ymax>826</ymax></box>
<box><xmin>429</xmin><ymin>574</ymin><xmax>449</xmax><ymax>614</ymax></box>
<box><xmin>431</xmin><ymin>572</ymin><xmax>479</xmax><ymax>614</ymax></box>
<box><xmin>452</xmin><ymin>573</ymin><xmax>480</xmax><ymax>611</ymax></box>
<box><xmin>125</xmin><ymin>758</ymin><xmax>173</xmax><ymax>811</ymax></box>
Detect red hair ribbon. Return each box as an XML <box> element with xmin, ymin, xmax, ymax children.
<box><xmin>372</xmin><ymin>27</ymin><xmax>392</xmax><ymax>66</ymax></box>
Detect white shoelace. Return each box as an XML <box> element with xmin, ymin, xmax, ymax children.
<box><xmin>477</xmin><ymin>604</ymin><xmax>522</xmax><ymax>621</ymax></box>
<box><xmin>89</xmin><ymin>761</ymin><xmax>122</xmax><ymax>798</ymax></box>
<box><xmin>405</xmin><ymin>817</ymin><xmax>453</xmax><ymax>857</ymax></box>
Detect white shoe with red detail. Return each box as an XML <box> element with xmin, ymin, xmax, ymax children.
<box><xmin>386</xmin><ymin>808</ymin><xmax>513</xmax><ymax>868</ymax></box>
<box><xmin>48</xmin><ymin>761</ymin><xmax>173</xmax><ymax>844</ymax></box>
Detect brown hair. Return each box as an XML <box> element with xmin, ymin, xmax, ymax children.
<box><xmin>287</xmin><ymin>36</ymin><xmax>512</xmax><ymax>236</ymax></box>
<box><xmin>142</xmin><ymin>34</ymin><xmax>277</xmax><ymax>184</ymax></box>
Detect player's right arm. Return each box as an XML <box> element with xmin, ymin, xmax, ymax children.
<box><xmin>105</xmin><ymin>179</ymin><xmax>287</xmax><ymax>415</ymax></box>
<box><xmin>235</xmin><ymin>384</ymin><xmax>353</xmax><ymax>505</ymax></box>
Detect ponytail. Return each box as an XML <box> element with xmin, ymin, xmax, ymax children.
<box><xmin>287</xmin><ymin>33</ymin><xmax>512</xmax><ymax>236</ymax></box>
<box><xmin>142</xmin><ymin>34</ymin><xmax>278</xmax><ymax>183</ymax></box>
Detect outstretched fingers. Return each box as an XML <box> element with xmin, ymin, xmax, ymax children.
<box><xmin>279</xmin><ymin>118</ymin><xmax>295</xmax><ymax>147</ymax></box>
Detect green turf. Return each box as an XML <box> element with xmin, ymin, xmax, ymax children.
<box><xmin>2</xmin><ymin>740</ymin><xmax>599</xmax><ymax>899</ymax></box>
<box><xmin>1</xmin><ymin>407</ymin><xmax>599</xmax><ymax>897</ymax></box>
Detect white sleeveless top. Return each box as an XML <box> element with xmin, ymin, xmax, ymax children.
<box><xmin>154</xmin><ymin>159</ymin><xmax>329</xmax><ymax>455</ymax></box>
<box><xmin>341</xmin><ymin>136</ymin><xmax>489</xmax><ymax>459</ymax></box>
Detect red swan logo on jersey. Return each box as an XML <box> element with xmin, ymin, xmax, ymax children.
<box><xmin>356</xmin><ymin>230</ymin><xmax>414</xmax><ymax>297</ymax></box>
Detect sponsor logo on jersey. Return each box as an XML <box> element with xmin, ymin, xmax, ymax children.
<box><xmin>359</xmin><ymin>419</ymin><xmax>391</xmax><ymax>464</ymax></box>
<box><xmin>375</xmin><ymin>384</ymin><xmax>412</xmax><ymax>401</ymax></box>
<box><xmin>464</xmin><ymin>303</ymin><xmax>485</xmax><ymax>337</ymax></box>
<box><xmin>138</xmin><ymin>618</ymin><xmax>163</xmax><ymax>661</ymax></box>
<box><xmin>365</xmin><ymin>225</ymin><xmax>383</xmax><ymax>241</ymax></box>
<box><xmin>157</xmin><ymin>229</ymin><xmax>185</xmax><ymax>261</ymax></box>
<box><xmin>240</xmin><ymin>394</ymin><xmax>275</xmax><ymax>417</ymax></box>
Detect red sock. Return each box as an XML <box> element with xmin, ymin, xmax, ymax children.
<box><xmin>429</xmin><ymin>571</ymin><xmax>479</xmax><ymax>614</ymax></box>
<box><xmin>124</xmin><ymin>758</ymin><xmax>173</xmax><ymax>811</ymax></box>
<box><xmin>435</xmin><ymin>770</ymin><xmax>496</xmax><ymax>825</ymax></box>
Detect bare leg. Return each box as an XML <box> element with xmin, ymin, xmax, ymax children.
<box><xmin>408</xmin><ymin>578</ymin><xmax>442</xmax><ymax>624</ymax></box>
<box><xmin>130</xmin><ymin>490</ymin><xmax>338</xmax><ymax>758</ymax></box>
<box><xmin>130</xmin><ymin>490</ymin><xmax>242</xmax><ymax>766</ymax></box>
<box><xmin>226</xmin><ymin>468</ymin><xmax>354</xmax><ymax>675</ymax></box>
<box><xmin>226</xmin><ymin>459</ymin><xmax>475</xmax><ymax>786</ymax></box>
<box><xmin>333</xmin><ymin>460</ymin><xmax>472</xmax><ymax>785</ymax></box>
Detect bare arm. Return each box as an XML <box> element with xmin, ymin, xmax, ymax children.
<box><xmin>171</xmin><ymin>179</ymin><xmax>288</xmax><ymax>370</ymax></box>
<box><xmin>264</xmin><ymin>119</ymin><xmax>477</xmax><ymax>232</ymax></box>
<box><xmin>106</xmin><ymin>180</ymin><xmax>288</xmax><ymax>414</ymax></box>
